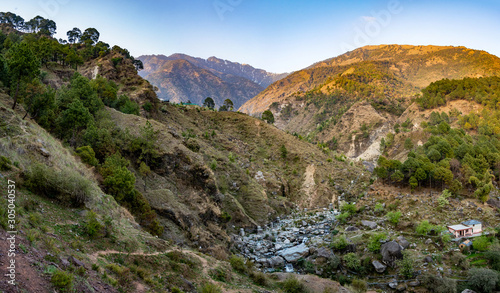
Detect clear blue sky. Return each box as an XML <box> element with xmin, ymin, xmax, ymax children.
<box><xmin>2</xmin><ymin>0</ymin><xmax>500</xmax><ymax>73</ymax></box>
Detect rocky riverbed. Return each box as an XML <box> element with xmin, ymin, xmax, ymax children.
<box><xmin>232</xmin><ymin>207</ymin><xmax>340</xmax><ymax>271</ymax></box>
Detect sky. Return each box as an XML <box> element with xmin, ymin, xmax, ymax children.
<box><xmin>2</xmin><ymin>0</ymin><xmax>500</xmax><ymax>73</ymax></box>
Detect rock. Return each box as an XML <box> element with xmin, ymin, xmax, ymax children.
<box><xmin>68</xmin><ymin>256</ymin><xmax>85</xmax><ymax>268</ymax></box>
<box><xmin>381</xmin><ymin>241</ymin><xmax>403</xmax><ymax>267</ymax></box>
<box><xmin>461</xmin><ymin>290</ymin><xmax>476</xmax><ymax>293</ymax></box>
<box><xmin>372</xmin><ymin>260</ymin><xmax>387</xmax><ymax>273</ymax></box>
<box><xmin>361</xmin><ymin>220</ymin><xmax>378</xmax><ymax>230</ymax></box>
<box><xmin>425</xmin><ymin>238</ymin><xmax>433</xmax><ymax>245</ymax></box>
<box><xmin>477</xmin><ymin>207</ymin><xmax>482</xmax><ymax>212</ymax></box>
<box><xmin>240</xmin><ymin>228</ymin><xmax>245</xmax><ymax>237</ymax></box>
<box><xmin>316</xmin><ymin>247</ymin><xmax>334</xmax><ymax>260</ymax></box>
<box><xmin>423</xmin><ymin>256</ymin><xmax>433</xmax><ymax>263</ymax></box>
<box><xmin>397</xmin><ymin>283</ymin><xmax>407</xmax><ymax>292</ymax></box>
<box><xmin>278</xmin><ymin>243</ymin><xmax>310</xmax><ymax>263</ymax></box>
<box><xmin>396</xmin><ymin>236</ymin><xmax>410</xmax><ymax>249</ymax></box>
<box><xmin>487</xmin><ymin>197</ymin><xmax>500</xmax><ymax>209</ymax></box>
<box><xmin>267</xmin><ymin>256</ymin><xmax>285</xmax><ymax>268</ymax></box>
<box><xmin>345</xmin><ymin>226</ymin><xmax>359</xmax><ymax>232</ymax></box>
<box><xmin>284</xmin><ymin>239</ymin><xmax>291</xmax><ymax>244</ymax></box>
<box><xmin>388</xmin><ymin>279</ymin><xmax>398</xmax><ymax>289</ymax></box>
<box><xmin>257</xmin><ymin>226</ymin><xmax>263</xmax><ymax>234</ymax></box>
<box><xmin>409</xmin><ymin>280</ymin><xmax>420</xmax><ymax>287</ymax></box>
<box><xmin>59</xmin><ymin>257</ymin><xmax>70</xmax><ymax>268</ymax></box>
<box><xmin>255</xmin><ymin>171</ymin><xmax>265</xmax><ymax>181</ymax></box>
<box><xmin>39</xmin><ymin>147</ymin><xmax>50</xmax><ymax>157</ymax></box>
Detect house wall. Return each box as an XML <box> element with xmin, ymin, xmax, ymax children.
<box><xmin>472</xmin><ymin>224</ymin><xmax>482</xmax><ymax>234</ymax></box>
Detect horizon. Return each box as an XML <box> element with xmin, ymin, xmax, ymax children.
<box><xmin>3</xmin><ymin>0</ymin><xmax>500</xmax><ymax>73</ymax></box>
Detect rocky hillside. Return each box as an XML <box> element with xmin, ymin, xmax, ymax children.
<box><xmin>138</xmin><ymin>54</ymin><xmax>288</xmax><ymax>108</ymax></box>
<box><xmin>239</xmin><ymin>45</ymin><xmax>500</xmax><ymax>162</ymax></box>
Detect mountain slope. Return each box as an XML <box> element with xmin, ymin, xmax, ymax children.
<box><xmin>138</xmin><ymin>54</ymin><xmax>288</xmax><ymax>108</ymax></box>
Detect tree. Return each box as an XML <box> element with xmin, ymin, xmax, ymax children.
<box><xmin>467</xmin><ymin>268</ymin><xmax>498</xmax><ymax>293</ymax></box>
<box><xmin>404</xmin><ymin>138</ymin><xmax>414</xmax><ymax>150</ymax></box>
<box><xmin>81</xmin><ymin>28</ymin><xmax>100</xmax><ymax>44</ymax></box>
<box><xmin>223</xmin><ymin>99</ymin><xmax>234</xmax><ymax>111</ymax></box>
<box><xmin>132</xmin><ymin>59</ymin><xmax>143</xmax><ymax>71</ymax></box>
<box><xmin>66</xmin><ymin>27</ymin><xmax>82</xmax><ymax>44</ymax></box>
<box><xmin>409</xmin><ymin>176</ymin><xmax>418</xmax><ymax>191</ymax></box>
<box><xmin>203</xmin><ymin>97</ymin><xmax>215</xmax><ymax>109</ymax></box>
<box><xmin>262</xmin><ymin>110</ymin><xmax>274</xmax><ymax>124</ymax></box>
<box><xmin>7</xmin><ymin>43</ymin><xmax>40</xmax><ymax>109</ymax></box>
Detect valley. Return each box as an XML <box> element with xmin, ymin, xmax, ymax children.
<box><xmin>0</xmin><ymin>12</ymin><xmax>500</xmax><ymax>293</ymax></box>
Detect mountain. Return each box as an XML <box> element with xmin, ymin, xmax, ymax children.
<box><xmin>239</xmin><ymin>45</ymin><xmax>500</xmax><ymax>160</ymax></box>
<box><xmin>138</xmin><ymin>54</ymin><xmax>288</xmax><ymax>108</ymax></box>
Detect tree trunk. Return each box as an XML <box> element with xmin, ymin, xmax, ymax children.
<box><xmin>12</xmin><ymin>78</ymin><xmax>20</xmax><ymax>110</ymax></box>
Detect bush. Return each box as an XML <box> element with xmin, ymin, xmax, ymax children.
<box><xmin>416</xmin><ymin>220</ymin><xmax>433</xmax><ymax>235</ymax></box>
<box><xmin>473</xmin><ymin>236</ymin><xmax>491</xmax><ymax>251</ymax></box>
<box><xmin>483</xmin><ymin>250</ymin><xmax>500</xmax><ymax>271</ymax></box>
<box><xmin>229</xmin><ymin>255</ymin><xmax>246</xmax><ymax>274</ymax></box>
<box><xmin>281</xmin><ymin>277</ymin><xmax>307</xmax><ymax>293</ymax></box>
<box><xmin>351</xmin><ymin>279</ymin><xmax>367</xmax><ymax>293</ymax></box>
<box><xmin>24</xmin><ymin>163</ymin><xmax>92</xmax><ymax>207</ymax></box>
<box><xmin>0</xmin><ymin>155</ymin><xmax>12</xmax><ymax>171</ymax></box>
<box><xmin>200</xmin><ymin>282</ymin><xmax>222</xmax><ymax>293</ymax></box>
<box><xmin>209</xmin><ymin>266</ymin><xmax>231</xmax><ymax>283</ymax></box>
<box><xmin>450</xmin><ymin>252</ymin><xmax>469</xmax><ymax>270</ymax></box>
<box><xmin>84</xmin><ymin>211</ymin><xmax>103</xmax><ymax>238</ymax></box>
<box><xmin>250</xmin><ymin>271</ymin><xmax>268</xmax><ymax>286</ymax></box>
<box><xmin>386</xmin><ymin>211</ymin><xmax>401</xmax><ymax>225</ymax></box>
<box><xmin>75</xmin><ymin>146</ymin><xmax>99</xmax><ymax>166</ymax></box>
<box><xmin>51</xmin><ymin>270</ymin><xmax>73</xmax><ymax>291</ymax></box>
<box><xmin>343</xmin><ymin>253</ymin><xmax>361</xmax><ymax>271</ymax></box>
<box><xmin>341</xmin><ymin>203</ymin><xmax>357</xmax><ymax>214</ymax></box>
<box><xmin>336</xmin><ymin>212</ymin><xmax>350</xmax><ymax>224</ymax></box>
<box><xmin>420</xmin><ymin>273</ymin><xmax>457</xmax><ymax>293</ymax></box>
<box><xmin>397</xmin><ymin>251</ymin><xmax>415</xmax><ymax>279</ymax></box>
<box><xmin>331</xmin><ymin>235</ymin><xmax>349</xmax><ymax>251</ymax></box>
<box><xmin>367</xmin><ymin>233</ymin><xmax>386</xmax><ymax>252</ymax></box>
<box><xmin>467</xmin><ymin>268</ymin><xmax>499</xmax><ymax>293</ymax></box>
<box><xmin>374</xmin><ymin>203</ymin><xmax>384</xmax><ymax>213</ymax></box>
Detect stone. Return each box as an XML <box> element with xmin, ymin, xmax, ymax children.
<box><xmin>372</xmin><ymin>260</ymin><xmax>387</xmax><ymax>273</ymax></box>
<box><xmin>240</xmin><ymin>228</ymin><xmax>245</xmax><ymax>237</ymax></box>
<box><xmin>396</xmin><ymin>236</ymin><xmax>410</xmax><ymax>249</ymax></box>
<box><xmin>59</xmin><ymin>257</ymin><xmax>70</xmax><ymax>268</ymax></box>
<box><xmin>316</xmin><ymin>247</ymin><xmax>334</xmax><ymax>260</ymax></box>
<box><xmin>388</xmin><ymin>279</ymin><xmax>398</xmax><ymax>289</ymax></box>
<box><xmin>487</xmin><ymin>197</ymin><xmax>500</xmax><ymax>209</ymax></box>
<box><xmin>423</xmin><ymin>256</ymin><xmax>433</xmax><ymax>263</ymax></box>
<box><xmin>257</xmin><ymin>226</ymin><xmax>263</xmax><ymax>234</ymax></box>
<box><xmin>461</xmin><ymin>290</ymin><xmax>476</xmax><ymax>293</ymax></box>
<box><xmin>278</xmin><ymin>243</ymin><xmax>309</xmax><ymax>263</ymax></box>
<box><xmin>361</xmin><ymin>220</ymin><xmax>377</xmax><ymax>230</ymax></box>
<box><xmin>345</xmin><ymin>226</ymin><xmax>359</xmax><ymax>232</ymax></box>
<box><xmin>381</xmin><ymin>241</ymin><xmax>403</xmax><ymax>267</ymax></box>
<box><xmin>267</xmin><ymin>256</ymin><xmax>285</xmax><ymax>268</ymax></box>
<box><xmin>409</xmin><ymin>280</ymin><xmax>420</xmax><ymax>287</ymax></box>
<box><xmin>68</xmin><ymin>256</ymin><xmax>85</xmax><ymax>268</ymax></box>
<box><xmin>425</xmin><ymin>238</ymin><xmax>433</xmax><ymax>245</ymax></box>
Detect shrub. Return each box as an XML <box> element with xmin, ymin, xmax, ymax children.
<box><xmin>331</xmin><ymin>235</ymin><xmax>349</xmax><ymax>251</ymax></box>
<box><xmin>51</xmin><ymin>270</ymin><xmax>73</xmax><ymax>291</ymax></box>
<box><xmin>75</xmin><ymin>146</ymin><xmax>99</xmax><ymax>166</ymax></box>
<box><xmin>229</xmin><ymin>255</ymin><xmax>246</xmax><ymax>274</ymax></box>
<box><xmin>210</xmin><ymin>159</ymin><xmax>217</xmax><ymax>170</ymax></box>
<box><xmin>210</xmin><ymin>266</ymin><xmax>231</xmax><ymax>283</ymax></box>
<box><xmin>450</xmin><ymin>252</ymin><xmax>469</xmax><ymax>270</ymax></box>
<box><xmin>374</xmin><ymin>203</ymin><xmax>384</xmax><ymax>213</ymax></box>
<box><xmin>438</xmin><ymin>189</ymin><xmax>451</xmax><ymax>208</ymax></box>
<box><xmin>351</xmin><ymin>279</ymin><xmax>367</xmax><ymax>293</ymax></box>
<box><xmin>200</xmin><ymin>282</ymin><xmax>222</xmax><ymax>293</ymax></box>
<box><xmin>0</xmin><ymin>155</ymin><xmax>12</xmax><ymax>171</ymax></box>
<box><xmin>250</xmin><ymin>271</ymin><xmax>268</xmax><ymax>286</ymax></box>
<box><xmin>341</xmin><ymin>203</ymin><xmax>357</xmax><ymax>214</ymax></box>
<box><xmin>281</xmin><ymin>277</ymin><xmax>307</xmax><ymax>293</ymax></box>
<box><xmin>367</xmin><ymin>233</ymin><xmax>386</xmax><ymax>252</ymax></box>
<box><xmin>420</xmin><ymin>273</ymin><xmax>457</xmax><ymax>293</ymax></box>
<box><xmin>84</xmin><ymin>211</ymin><xmax>103</xmax><ymax>238</ymax></box>
<box><xmin>336</xmin><ymin>212</ymin><xmax>350</xmax><ymax>224</ymax></box>
<box><xmin>280</xmin><ymin>145</ymin><xmax>288</xmax><ymax>159</ymax></box>
<box><xmin>343</xmin><ymin>253</ymin><xmax>361</xmax><ymax>271</ymax></box>
<box><xmin>473</xmin><ymin>236</ymin><xmax>491</xmax><ymax>251</ymax></box>
<box><xmin>467</xmin><ymin>268</ymin><xmax>499</xmax><ymax>293</ymax></box>
<box><xmin>386</xmin><ymin>211</ymin><xmax>401</xmax><ymax>225</ymax></box>
<box><xmin>483</xmin><ymin>250</ymin><xmax>500</xmax><ymax>271</ymax></box>
<box><xmin>416</xmin><ymin>220</ymin><xmax>433</xmax><ymax>235</ymax></box>
<box><xmin>397</xmin><ymin>251</ymin><xmax>415</xmax><ymax>279</ymax></box>
<box><xmin>24</xmin><ymin>163</ymin><xmax>92</xmax><ymax>207</ymax></box>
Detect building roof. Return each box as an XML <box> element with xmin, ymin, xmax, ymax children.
<box><xmin>462</xmin><ymin>220</ymin><xmax>481</xmax><ymax>226</ymax></box>
<box><xmin>448</xmin><ymin>224</ymin><xmax>472</xmax><ymax>231</ymax></box>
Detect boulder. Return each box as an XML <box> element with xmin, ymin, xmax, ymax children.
<box><xmin>372</xmin><ymin>260</ymin><xmax>387</xmax><ymax>273</ymax></box>
<box><xmin>425</xmin><ymin>238</ymin><xmax>433</xmax><ymax>245</ymax></box>
<box><xmin>423</xmin><ymin>256</ymin><xmax>433</xmax><ymax>263</ymax></box>
<box><xmin>267</xmin><ymin>256</ymin><xmax>285</xmax><ymax>268</ymax></box>
<box><xmin>409</xmin><ymin>280</ymin><xmax>420</xmax><ymax>287</ymax></box>
<box><xmin>487</xmin><ymin>197</ymin><xmax>500</xmax><ymax>209</ymax></box>
<box><xmin>461</xmin><ymin>290</ymin><xmax>476</xmax><ymax>293</ymax></box>
<box><xmin>361</xmin><ymin>220</ymin><xmax>378</xmax><ymax>230</ymax></box>
<box><xmin>396</xmin><ymin>236</ymin><xmax>410</xmax><ymax>249</ymax></box>
<box><xmin>316</xmin><ymin>247</ymin><xmax>334</xmax><ymax>260</ymax></box>
<box><xmin>345</xmin><ymin>226</ymin><xmax>359</xmax><ymax>232</ymax></box>
<box><xmin>388</xmin><ymin>279</ymin><xmax>398</xmax><ymax>289</ymax></box>
<box><xmin>381</xmin><ymin>241</ymin><xmax>403</xmax><ymax>267</ymax></box>
<box><xmin>59</xmin><ymin>257</ymin><xmax>70</xmax><ymax>268</ymax></box>
<box><xmin>278</xmin><ymin>243</ymin><xmax>309</xmax><ymax>263</ymax></box>
<box><xmin>68</xmin><ymin>256</ymin><xmax>85</xmax><ymax>268</ymax></box>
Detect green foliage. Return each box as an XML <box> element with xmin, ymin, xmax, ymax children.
<box><xmin>386</xmin><ymin>211</ymin><xmax>401</xmax><ymax>225</ymax></box>
<box><xmin>0</xmin><ymin>155</ymin><xmax>12</xmax><ymax>171</ymax></box>
<box><xmin>331</xmin><ymin>235</ymin><xmax>349</xmax><ymax>250</ymax></box>
<box><xmin>473</xmin><ymin>236</ymin><xmax>491</xmax><ymax>251</ymax></box>
<box><xmin>281</xmin><ymin>277</ymin><xmax>307</xmax><ymax>293</ymax></box>
<box><xmin>262</xmin><ymin>110</ymin><xmax>274</xmax><ymax>124</ymax></box>
<box><xmin>343</xmin><ymin>253</ymin><xmax>361</xmax><ymax>271</ymax></box>
<box><xmin>280</xmin><ymin>144</ymin><xmax>288</xmax><ymax>159</ymax></box>
<box><xmin>335</xmin><ymin>211</ymin><xmax>350</xmax><ymax>224</ymax></box>
<box><xmin>351</xmin><ymin>279</ymin><xmax>367</xmax><ymax>293</ymax></box>
<box><xmin>438</xmin><ymin>189</ymin><xmax>451</xmax><ymax>208</ymax></box>
<box><xmin>142</xmin><ymin>101</ymin><xmax>153</xmax><ymax>112</ymax></box>
<box><xmin>420</xmin><ymin>273</ymin><xmax>457</xmax><ymax>293</ymax></box>
<box><xmin>404</xmin><ymin>138</ymin><xmax>413</xmax><ymax>150</ymax></box>
<box><xmin>397</xmin><ymin>251</ymin><xmax>415</xmax><ymax>279</ymax></box>
<box><xmin>467</xmin><ymin>268</ymin><xmax>499</xmax><ymax>293</ymax></box>
<box><xmin>7</xmin><ymin>42</ymin><xmax>40</xmax><ymax>109</ymax></box>
<box><xmin>416</xmin><ymin>220</ymin><xmax>433</xmax><ymax>236</ymax></box>
<box><xmin>51</xmin><ymin>270</ymin><xmax>73</xmax><ymax>291</ymax></box>
<box><xmin>341</xmin><ymin>203</ymin><xmax>357</xmax><ymax>214</ymax></box>
<box><xmin>84</xmin><ymin>211</ymin><xmax>103</xmax><ymax>238</ymax></box>
<box><xmin>203</xmin><ymin>97</ymin><xmax>215</xmax><ymax>109</ymax></box>
<box><xmin>210</xmin><ymin>159</ymin><xmax>217</xmax><ymax>170</ymax></box>
<box><xmin>483</xmin><ymin>250</ymin><xmax>500</xmax><ymax>271</ymax></box>
<box><xmin>229</xmin><ymin>255</ymin><xmax>247</xmax><ymax>274</ymax></box>
<box><xmin>76</xmin><ymin>145</ymin><xmax>98</xmax><ymax>166</ymax></box>
<box><xmin>24</xmin><ymin>163</ymin><xmax>91</xmax><ymax>207</ymax></box>
<box><xmin>200</xmin><ymin>283</ymin><xmax>222</xmax><ymax>293</ymax></box>
<box><xmin>367</xmin><ymin>233</ymin><xmax>386</xmax><ymax>252</ymax></box>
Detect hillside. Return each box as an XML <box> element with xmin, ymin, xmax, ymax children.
<box><xmin>138</xmin><ymin>54</ymin><xmax>288</xmax><ymax>108</ymax></box>
<box><xmin>239</xmin><ymin>45</ymin><xmax>500</xmax><ymax>161</ymax></box>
